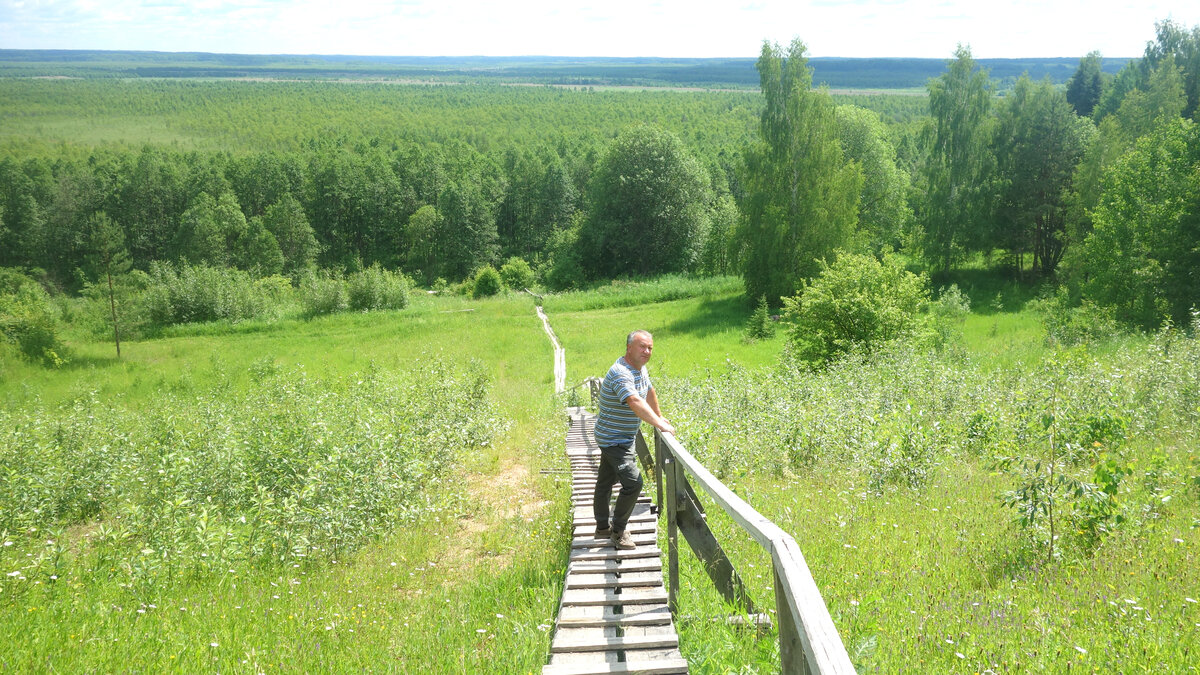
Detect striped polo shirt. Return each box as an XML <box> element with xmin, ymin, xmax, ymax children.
<box><xmin>594</xmin><ymin>356</ymin><xmax>652</xmax><ymax>447</ymax></box>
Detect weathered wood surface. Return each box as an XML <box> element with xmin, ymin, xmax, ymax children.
<box><xmin>543</xmin><ymin>409</ymin><xmax>687</xmax><ymax>675</ymax></box>
<box><xmin>656</xmin><ymin>431</ymin><xmax>855</xmax><ymax>674</ymax></box>
<box><xmin>537</xmin><ymin>305</ymin><xmax>566</xmax><ymax>394</ymax></box>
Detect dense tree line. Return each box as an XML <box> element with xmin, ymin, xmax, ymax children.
<box><xmin>4</xmin><ymin>18</ymin><xmax>1200</xmax><ymax>345</ymax></box>
<box><xmin>731</xmin><ymin>20</ymin><xmax>1200</xmax><ymax>334</ymax></box>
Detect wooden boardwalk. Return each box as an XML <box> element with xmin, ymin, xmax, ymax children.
<box><xmin>542</xmin><ymin>407</ymin><xmax>688</xmax><ymax>675</ymax></box>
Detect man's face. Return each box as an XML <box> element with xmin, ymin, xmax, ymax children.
<box><xmin>625</xmin><ymin>333</ymin><xmax>653</xmax><ymax>369</ymax></box>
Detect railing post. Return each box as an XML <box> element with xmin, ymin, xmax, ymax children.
<box><xmin>653</xmin><ymin>430</ymin><xmax>664</xmax><ymax>516</ymax></box>
<box><xmin>774</xmin><ymin>560</ymin><xmax>809</xmax><ymax>675</ymax></box>
<box><xmin>661</xmin><ymin>432</ymin><xmax>680</xmax><ymax>616</ymax></box>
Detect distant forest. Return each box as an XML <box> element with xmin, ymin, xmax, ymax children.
<box><xmin>0</xmin><ymin>50</ymin><xmax>1131</xmax><ymax>89</ymax></box>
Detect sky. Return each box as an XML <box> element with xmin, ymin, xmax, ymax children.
<box><xmin>2</xmin><ymin>0</ymin><xmax>1199</xmax><ymax>59</ymax></box>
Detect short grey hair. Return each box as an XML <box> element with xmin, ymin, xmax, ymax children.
<box><xmin>626</xmin><ymin>329</ymin><xmax>653</xmax><ymax>346</ymax></box>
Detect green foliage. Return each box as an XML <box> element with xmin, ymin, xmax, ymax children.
<box><xmin>298</xmin><ymin>270</ymin><xmax>348</xmax><ymax>318</ymax></box>
<box><xmin>0</xmin><ymin>360</ymin><xmax>501</xmax><ymax>587</ymax></box>
<box><xmin>498</xmin><ymin>256</ymin><xmax>535</xmax><ymax>292</ymax></box>
<box><xmin>992</xmin><ymin>75</ymin><xmax>1090</xmax><ymax>275</ymax></box>
<box><xmin>262</xmin><ymin>193</ymin><xmax>319</xmax><ymax>276</ymax></box>
<box><xmin>346</xmin><ymin>264</ymin><xmax>410</xmax><ymax>311</ymax></box>
<box><xmin>781</xmin><ymin>252</ymin><xmax>929</xmax><ymax>364</ymax></box>
<box><xmin>743</xmin><ymin>294</ymin><xmax>776</xmax><ymax>341</ymax></box>
<box><xmin>0</xmin><ymin>268</ymin><xmax>67</xmax><ymax>366</ymax></box>
<box><xmin>1029</xmin><ymin>288</ymin><xmax>1119</xmax><ymax>346</ymax></box>
<box><xmin>472</xmin><ymin>265</ymin><xmax>504</xmax><ymax>298</ymax></box>
<box><xmin>835</xmin><ymin>104</ymin><xmax>912</xmax><ymax>252</ymax></box>
<box><xmin>145</xmin><ymin>261</ymin><xmax>272</xmax><ymax>326</ymax></box>
<box><xmin>739</xmin><ymin>39</ymin><xmax>862</xmax><ymax>304</ymax></box>
<box><xmin>925</xmin><ymin>283</ymin><xmax>971</xmax><ymax>349</ymax></box>
<box><xmin>577</xmin><ymin>124</ymin><xmax>711</xmax><ymax>279</ymax></box>
<box><xmin>1076</xmin><ymin>118</ymin><xmax>1200</xmax><ymax>328</ymax></box>
<box><xmin>698</xmin><ymin>193</ymin><xmax>739</xmax><ymax>276</ymax></box>
<box><xmin>920</xmin><ymin>45</ymin><xmax>994</xmax><ymax>273</ymax></box>
<box><xmin>993</xmin><ymin>354</ymin><xmax>1135</xmax><ymax>560</ymax></box>
<box><xmin>1066</xmin><ymin>51</ymin><xmax>1104</xmax><ymax>117</ymax></box>
<box><xmin>541</xmin><ymin>274</ymin><xmax>742</xmax><ymax>313</ymax></box>
<box><xmin>542</xmin><ymin>217</ymin><xmax>586</xmax><ymax>291</ymax></box>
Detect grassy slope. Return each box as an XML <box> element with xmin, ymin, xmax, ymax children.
<box><xmin>5</xmin><ymin>279</ymin><xmax>1197</xmax><ymax>672</ymax></box>
<box><xmin>0</xmin><ymin>292</ymin><xmax>574</xmax><ymax>672</ymax></box>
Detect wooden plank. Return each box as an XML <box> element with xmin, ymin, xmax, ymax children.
<box><xmin>570</xmin><ymin>546</ymin><xmax>663</xmax><ymax>561</ymax></box>
<box><xmin>557</xmin><ymin>603</ymin><xmax>666</xmax><ymax>621</ymax></box>
<box><xmin>556</xmin><ymin>610</ymin><xmax>673</xmax><ymax>628</ymax></box>
<box><xmin>673</xmin><ymin>483</ymin><xmax>758</xmax><ymax>615</ymax></box>
<box><xmin>542</xmin><ymin>659</ymin><xmax>688</xmax><ymax>675</ymax></box>
<box><xmin>573</xmin><ymin>514</ymin><xmax>657</xmax><ymax>529</ymax></box>
<box><xmin>571</xmin><ymin>532</ymin><xmax>656</xmax><ymax>548</ymax></box>
<box><xmin>546</xmin><ymin>409</ymin><xmax>686</xmax><ymax>674</ymax></box>
<box><xmin>570</xmin><ymin>557</ymin><xmax>662</xmax><ymax>572</ymax></box>
<box><xmin>565</xmin><ymin>570</ymin><xmax>664</xmax><ymax>589</ymax></box>
<box><xmin>561</xmin><ymin>587</ymin><xmax>669</xmax><ymax>607</ymax></box>
<box><xmin>550</xmin><ymin>634</ymin><xmax>678</xmax><ymax>653</ymax></box>
<box><xmin>657</xmin><ymin>433</ymin><xmax>786</xmax><ymax>549</ymax></box>
<box><xmin>771</xmin><ymin>536</ymin><xmax>856</xmax><ymax>674</ymax></box>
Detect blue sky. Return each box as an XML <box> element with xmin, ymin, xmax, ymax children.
<box><xmin>2</xmin><ymin>0</ymin><xmax>1198</xmax><ymax>58</ymax></box>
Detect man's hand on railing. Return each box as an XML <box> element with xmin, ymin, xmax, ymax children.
<box><xmin>655</xmin><ymin>418</ymin><xmax>676</xmax><ymax>436</ymax></box>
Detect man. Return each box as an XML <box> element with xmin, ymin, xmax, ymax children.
<box><xmin>593</xmin><ymin>329</ymin><xmax>675</xmax><ymax>550</ymax></box>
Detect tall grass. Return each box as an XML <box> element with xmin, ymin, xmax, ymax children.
<box><xmin>660</xmin><ymin>330</ymin><xmax>1200</xmax><ymax>671</ymax></box>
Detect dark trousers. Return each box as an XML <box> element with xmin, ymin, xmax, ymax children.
<box><xmin>594</xmin><ymin>443</ymin><xmax>643</xmax><ymax>533</ymax></box>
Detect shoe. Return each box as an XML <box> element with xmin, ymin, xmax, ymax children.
<box><xmin>594</xmin><ymin>526</ymin><xmax>611</xmax><ymax>539</ymax></box>
<box><xmin>611</xmin><ymin>529</ymin><xmax>635</xmax><ymax>550</ymax></box>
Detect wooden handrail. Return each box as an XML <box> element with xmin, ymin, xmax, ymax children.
<box><xmin>654</xmin><ymin>429</ymin><xmax>855</xmax><ymax>675</ymax></box>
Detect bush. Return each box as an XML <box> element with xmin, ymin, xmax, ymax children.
<box><xmin>298</xmin><ymin>271</ymin><xmax>347</xmax><ymax>318</ymax></box>
<box><xmin>499</xmin><ymin>257</ymin><xmax>535</xmax><ymax>292</ymax></box>
<box><xmin>472</xmin><ymin>265</ymin><xmax>504</xmax><ymax>298</ymax></box>
<box><xmin>79</xmin><ymin>269</ymin><xmax>154</xmax><ymax>341</ymax></box>
<box><xmin>347</xmin><ymin>264</ymin><xmax>409</xmax><ymax>311</ymax></box>
<box><xmin>744</xmin><ymin>294</ymin><xmax>776</xmax><ymax>341</ymax></box>
<box><xmin>1030</xmin><ymin>287</ymin><xmax>1119</xmax><ymax>346</ymax></box>
<box><xmin>145</xmin><ymin>262</ymin><xmax>272</xmax><ymax>326</ymax></box>
<box><xmin>0</xmin><ymin>268</ymin><xmax>67</xmax><ymax>367</ymax></box>
<box><xmin>782</xmin><ymin>252</ymin><xmax>929</xmax><ymax>364</ymax></box>
<box><xmin>0</xmin><ymin>360</ymin><xmax>503</xmax><ymax>587</ymax></box>
<box><xmin>925</xmin><ymin>284</ymin><xmax>971</xmax><ymax>349</ymax></box>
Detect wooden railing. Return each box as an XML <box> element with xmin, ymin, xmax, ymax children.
<box><xmin>630</xmin><ymin>426</ymin><xmax>856</xmax><ymax>674</ymax></box>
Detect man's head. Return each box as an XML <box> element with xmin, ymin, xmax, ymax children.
<box><xmin>625</xmin><ymin>330</ymin><xmax>654</xmax><ymax>370</ymax></box>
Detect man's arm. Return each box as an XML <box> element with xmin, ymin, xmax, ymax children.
<box><xmin>625</xmin><ymin>391</ymin><xmax>675</xmax><ymax>435</ymax></box>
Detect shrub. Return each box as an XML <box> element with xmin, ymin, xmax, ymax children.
<box><xmin>347</xmin><ymin>264</ymin><xmax>409</xmax><ymax>311</ymax></box>
<box><xmin>744</xmin><ymin>294</ymin><xmax>776</xmax><ymax>341</ymax></box>
<box><xmin>298</xmin><ymin>271</ymin><xmax>347</xmax><ymax>318</ymax></box>
<box><xmin>1030</xmin><ymin>287</ymin><xmax>1119</xmax><ymax>346</ymax></box>
<box><xmin>0</xmin><ymin>268</ymin><xmax>67</xmax><ymax>367</ymax></box>
<box><xmin>145</xmin><ymin>262</ymin><xmax>271</xmax><ymax>326</ymax></box>
<box><xmin>472</xmin><ymin>265</ymin><xmax>504</xmax><ymax>298</ymax></box>
<box><xmin>0</xmin><ymin>360</ymin><xmax>503</xmax><ymax>587</ymax></box>
<box><xmin>925</xmin><ymin>284</ymin><xmax>971</xmax><ymax>348</ymax></box>
<box><xmin>499</xmin><ymin>257</ymin><xmax>535</xmax><ymax>292</ymax></box>
<box><xmin>782</xmin><ymin>252</ymin><xmax>929</xmax><ymax>364</ymax></box>
<box><xmin>79</xmin><ymin>269</ymin><xmax>154</xmax><ymax>341</ymax></box>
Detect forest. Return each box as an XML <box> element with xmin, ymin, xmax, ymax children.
<box><xmin>4</xmin><ymin>19</ymin><xmax>1200</xmax><ymax>673</ymax></box>
<box><xmin>1</xmin><ymin>19</ymin><xmax>1199</xmax><ymax>363</ymax></box>
<box><xmin>0</xmin><ymin>49</ymin><xmax>1129</xmax><ymax>88</ymax></box>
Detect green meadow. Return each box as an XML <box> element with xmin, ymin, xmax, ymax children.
<box><xmin>3</xmin><ymin>276</ymin><xmax>1198</xmax><ymax>672</ymax></box>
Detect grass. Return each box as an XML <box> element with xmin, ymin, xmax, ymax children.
<box><xmin>5</xmin><ymin>272</ymin><xmax>1197</xmax><ymax>672</ymax></box>
<box><xmin>0</xmin><ymin>289</ymin><xmax>573</xmax><ymax>673</ymax></box>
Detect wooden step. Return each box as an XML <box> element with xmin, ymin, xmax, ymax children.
<box><xmin>542</xmin><ymin>659</ymin><xmax>688</xmax><ymax>675</ymax></box>
<box><xmin>550</xmin><ymin>634</ymin><xmax>678</xmax><ymax>653</ymax></box>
